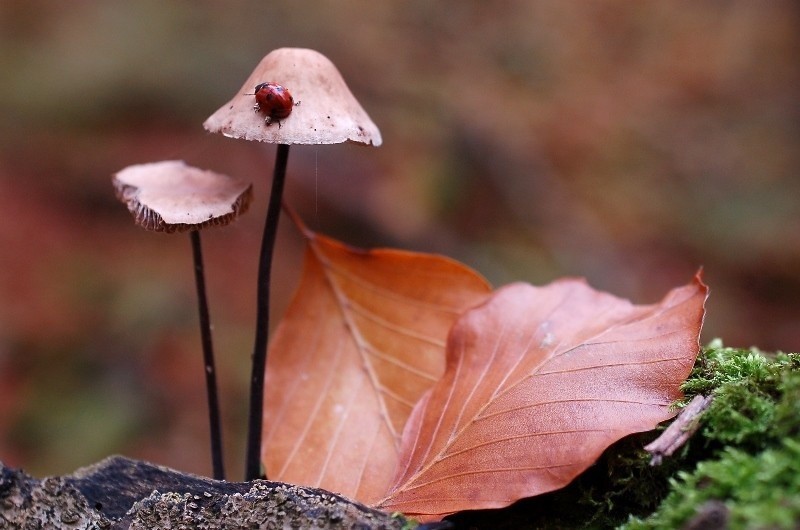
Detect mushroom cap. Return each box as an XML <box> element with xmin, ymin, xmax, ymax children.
<box><xmin>203</xmin><ymin>48</ymin><xmax>382</xmax><ymax>146</ymax></box>
<box><xmin>112</xmin><ymin>160</ymin><xmax>253</xmax><ymax>233</ymax></box>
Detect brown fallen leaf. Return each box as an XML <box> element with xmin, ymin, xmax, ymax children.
<box><xmin>375</xmin><ymin>274</ymin><xmax>708</xmax><ymax>520</ymax></box>
<box><xmin>261</xmin><ymin>211</ymin><xmax>491</xmax><ymax>502</ymax></box>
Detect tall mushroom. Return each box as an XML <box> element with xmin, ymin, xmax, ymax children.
<box><xmin>204</xmin><ymin>47</ymin><xmax>382</xmax><ymax>480</ymax></box>
<box><xmin>112</xmin><ymin>160</ymin><xmax>253</xmax><ymax>480</ymax></box>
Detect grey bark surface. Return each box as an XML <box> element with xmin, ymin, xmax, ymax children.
<box><xmin>0</xmin><ymin>456</ymin><xmax>410</xmax><ymax>529</ymax></box>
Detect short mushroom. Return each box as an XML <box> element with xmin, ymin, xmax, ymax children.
<box><xmin>113</xmin><ymin>159</ymin><xmax>253</xmax><ymax>480</ymax></box>
<box><xmin>204</xmin><ymin>47</ymin><xmax>381</xmax><ymax>480</ymax></box>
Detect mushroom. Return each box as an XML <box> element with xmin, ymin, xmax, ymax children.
<box><xmin>113</xmin><ymin>160</ymin><xmax>253</xmax><ymax>480</ymax></box>
<box><xmin>204</xmin><ymin>47</ymin><xmax>381</xmax><ymax>480</ymax></box>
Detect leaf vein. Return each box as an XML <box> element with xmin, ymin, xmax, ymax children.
<box><xmin>346</xmin><ymin>298</ymin><xmax>447</xmax><ymax>347</ymax></box>
<box><xmin>476</xmin><ymin>397</ymin><xmax>669</xmax><ymax>423</ymax></box>
<box><xmin>363</xmin><ymin>343</ymin><xmax>439</xmax><ymax>382</ymax></box>
<box><xmin>402</xmin><ymin>462</ymin><xmax>578</xmax><ymax>493</ymax></box>
<box><xmin>319</xmin><ymin>253</ymin><xmax>467</xmax><ymax>315</ymax></box>
<box><xmin>438</xmin><ymin>428</ymin><xmax>616</xmax><ymax>462</ymax></box>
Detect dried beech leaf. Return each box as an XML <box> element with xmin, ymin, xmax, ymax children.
<box><xmin>261</xmin><ymin>219</ymin><xmax>491</xmax><ymax>502</ymax></box>
<box><xmin>375</xmin><ymin>275</ymin><xmax>708</xmax><ymax>520</ymax></box>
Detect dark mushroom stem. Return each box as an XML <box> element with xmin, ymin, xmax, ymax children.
<box><xmin>189</xmin><ymin>229</ymin><xmax>226</xmax><ymax>480</ymax></box>
<box><xmin>245</xmin><ymin>143</ymin><xmax>290</xmax><ymax>481</ymax></box>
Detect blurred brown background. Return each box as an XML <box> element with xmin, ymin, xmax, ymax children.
<box><xmin>1</xmin><ymin>1</ymin><xmax>798</xmax><ymax>480</ymax></box>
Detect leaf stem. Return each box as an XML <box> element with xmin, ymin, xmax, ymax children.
<box><xmin>245</xmin><ymin>143</ymin><xmax>290</xmax><ymax>481</ymax></box>
<box><xmin>190</xmin><ymin>229</ymin><xmax>225</xmax><ymax>480</ymax></box>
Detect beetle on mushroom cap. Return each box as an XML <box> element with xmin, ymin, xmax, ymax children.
<box><xmin>251</xmin><ymin>82</ymin><xmax>299</xmax><ymax>127</ymax></box>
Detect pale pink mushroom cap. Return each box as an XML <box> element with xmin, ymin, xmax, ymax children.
<box><xmin>203</xmin><ymin>48</ymin><xmax>382</xmax><ymax>146</ymax></box>
<box><xmin>113</xmin><ymin>160</ymin><xmax>252</xmax><ymax>233</ymax></box>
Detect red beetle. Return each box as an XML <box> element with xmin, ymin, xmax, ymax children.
<box><xmin>251</xmin><ymin>82</ymin><xmax>298</xmax><ymax>127</ymax></box>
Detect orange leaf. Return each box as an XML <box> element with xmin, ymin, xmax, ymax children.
<box><xmin>375</xmin><ymin>274</ymin><xmax>708</xmax><ymax>520</ymax></box>
<box><xmin>261</xmin><ymin>217</ymin><xmax>491</xmax><ymax>502</ymax></box>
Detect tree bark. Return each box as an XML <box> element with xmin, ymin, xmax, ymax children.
<box><xmin>0</xmin><ymin>456</ymin><xmax>410</xmax><ymax>529</ymax></box>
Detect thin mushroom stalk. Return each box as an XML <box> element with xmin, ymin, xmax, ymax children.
<box><xmin>245</xmin><ymin>143</ymin><xmax>290</xmax><ymax>480</ymax></box>
<box><xmin>203</xmin><ymin>47</ymin><xmax>382</xmax><ymax>482</ymax></box>
<box><xmin>112</xmin><ymin>160</ymin><xmax>252</xmax><ymax>481</ymax></box>
<box><xmin>190</xmin><ymin>229</ymin><xmax>225</xmax><ymax>480</ymax></box>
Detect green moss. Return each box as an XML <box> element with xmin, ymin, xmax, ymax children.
<box><xmin>391</xmin><ymin>512</ymin><xmax>419</xmax><ymax>530</ymax></box>
<box><xmin>682</xmin><ymin>342</ymin><xmax>799</xmax><ymax>453</ymax></box>
<box><xmin>621</xmin><ymin>440</ymin><xmax>800</xmax><ymax>529</ymax></box>
<box><xmin>619</xmin><ymin>342</ymin><xmax>800</xmax><ymax>529</ymax></box>
<box><xmin>773</xmin><ymin>369</ymin><xmax>800</xmax><ymax>439</ymax></box>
